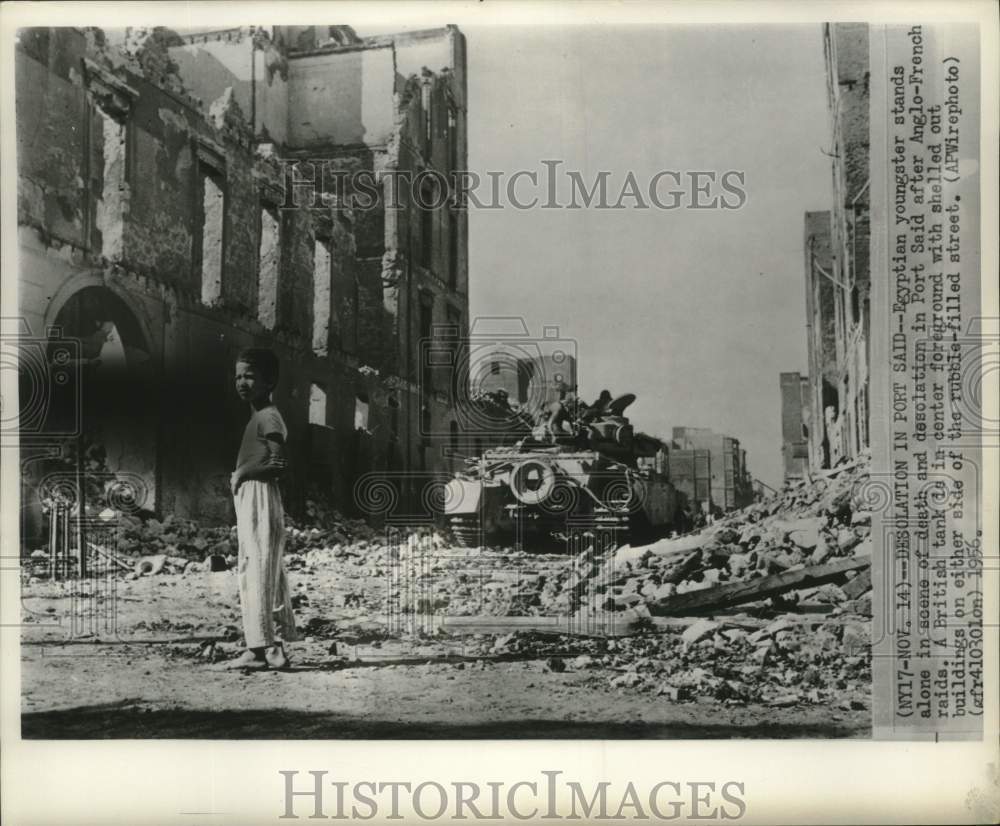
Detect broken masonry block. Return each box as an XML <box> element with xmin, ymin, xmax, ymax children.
<box><xmin>134</xmin><ymin>554</ymin><xmax>166</xmax><ymax>576</ymax></box>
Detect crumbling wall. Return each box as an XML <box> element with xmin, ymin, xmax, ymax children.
<box><xmin>286</xmin><ymin>46</ymin><xmax>395</xmax><ymax>148</ymax></box>
<box><xmin>218</xmin><ymin>152</ymin><xmax>256</xmax><ymax>315</ymax></box>
<box><xmin>168</xmin><ymin>29</ymin><xmax>289</xmax><ymax>145</ymax></box>
<box><xmin>832</xmin><ymin>24</ymin><xmax>870</xmax><ymax>206</ymax></box>
<box><xmin>329</xmin><ymin>211</ymin><xmax>358</xmax><ymax>353</ymax></box>
<box><xmin>256</xmin><ymin>205</ymin><xmax>280</xmax><ymax>328</ymax></box>
<box><xmin>199</xmin><ymin>173</ymin><xmax>224</xmax><ymax>305</ymax></box>
<box><xmin>276</xmin><ymin>206</ymin><xmax>315</xmax><ymax>336</ymax></box>
<box><xmin>818</xmin><ymin>23</ymin><xmax>871</xmax><ymax>465</ymax></box>
<box><xmin>123</xmin><ymin>75</ymin><xmax>197</xmax><ymax>283</ymax></box>
<box><xmin>15</xmin><ymin>28</ymin><xmax>90</xmax><ymax>249</ymax></box>
<box><xmin>803</xmin><ymin>211</ymin><xmax>838</xmax><ymax>460</ymax></box>
<box><xmin>17</xmin><ymin>24</ymin><xmax>469</xmax><ymax>523</ymax></box>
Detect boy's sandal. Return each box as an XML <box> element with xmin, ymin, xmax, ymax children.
<box><xmin>210</xmin><ymin>650</ymin><xmax>268</xmax><ymax>671</ymax></box>
<box><xmin>265</xmin><ymin>644</ymin><xmax>290</xmax><ymax>670</ymax></box>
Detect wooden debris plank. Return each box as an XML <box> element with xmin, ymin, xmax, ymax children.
<box><xmin>86</xmin><ymin>541</ymin><xmax>133</xmax><ymax>571</ymax></box>
<box><xmin>649</xmin><ymin>556</ymin><xmax>870</xmax><ymax>616</ymax></box>
<box><xmin>840</xmin><ymin>569</ymin><xmax>872</xmax><ymax>599</ymax></box>
<box><xmin>438</xmin><ymin>612</ymin><xmax>844</xmax><ymax>637</ymax></box>
<box><xmin>792</xmin><ymin>602</ymin><xmax>836</xmax><ymax>614</ymax></box>
<box><xmin>661</xmin><ymin>551</ymin><xmax>703</xmax><ymax>585</ymax></box>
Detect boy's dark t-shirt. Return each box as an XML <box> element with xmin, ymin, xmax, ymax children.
<box><xmin>236</xmin><ymin>404</ymin><xmax>288</xmax><ymax>471</ymax></box>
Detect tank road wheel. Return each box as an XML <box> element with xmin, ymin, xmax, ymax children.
<box><xmin>449</xmin><ymin>515</ymin><xmax>481</xmax><ymax>547</ymax></box>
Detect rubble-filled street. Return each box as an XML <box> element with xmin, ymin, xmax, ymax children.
<box><xmin>20</xmin><ymin>456</ymin><xmax>873</xmax><ymax>739</ymax></box>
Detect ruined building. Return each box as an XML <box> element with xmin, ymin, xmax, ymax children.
<box><xmin>783</xmin><ymin>23</ymin><xmax>870</xmax><ymax>480</ymax></box>
<box><xmin>779</xmin><ymin>371</ymin><xmax>811</xmax><ymax>483</ymax></box>
<box><xmin>817</xmin><ymin>22</ymin><xmax>871</xmax><ymax>466</ymax></box>
<box><xmin>802</xmin><ymin>210</ymin><xmax>838</xmax><ymax>473</ymax></box>
<box><xmin>668</xmin><ymin>426</ymin><xmax>754</xmax><ymax>513</ymax></box>
<box><xmin>16</xmin><ymin>24</ymin><xmax>468</xmax><ymax>542</ymax></box>
<box><xmin>473</xmin><ymin>343</ymin><xmax>578</xmax><ymax>414</ymax></box>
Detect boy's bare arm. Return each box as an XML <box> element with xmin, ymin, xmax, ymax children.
<box><xmin>232</xmin><ymin>435</ymin><xmax>289</xmax><ymax>491</ymax></box>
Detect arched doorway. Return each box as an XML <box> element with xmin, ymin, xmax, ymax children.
<box><xmin>20</xmin><ymin>285</ymin><xmax>158</xmax><ymax>548</ymax></box>
<box><xmin>48</xmin><ymin>286</ymin><xmax>158</xmax><ymax>513</ymax></box>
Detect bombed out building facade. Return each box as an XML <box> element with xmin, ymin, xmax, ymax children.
<box><xmin>669</xmin><ymin>426</ymin><xmax>754</xmax><ymax>514</ymax></box>
<box><xmin>782</xmin><ymin>22</ymin><xmax>871</xmax><ymax>483</ymax></box>
<box><xmin>16</xmin><ymin>24</ymin><xmax>468</xmax><ymax>541</ymax></box>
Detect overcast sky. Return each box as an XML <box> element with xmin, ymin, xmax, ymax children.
<box><xmin>365</xmin><ymin>24</ymin><xmax>833</xmax><ymax>489</ymax></box>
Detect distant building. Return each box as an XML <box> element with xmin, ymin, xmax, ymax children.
<box><xmin>669</xmin><ymin>426</ymin><xmax>753</xmax><ymax>513</ymax></box>
<box><xmin>780</xmin><ymin>372</ymin><xmax>811</xmax><ymax>483</ymax></box>
<box><xmin>444</xmin><ymin>319</ymin><xmax>579</xmax><ymax>459</ymax></box>
<box><xmin>474</xmin><ymin>351</ymin><xmax>578</xmax><ymax>414</ymax></box>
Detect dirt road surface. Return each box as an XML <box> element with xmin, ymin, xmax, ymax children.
<box><xmin>20</xmin><ymin>553</ymin><xmax>869</xmax><ymax>739</ymax></box>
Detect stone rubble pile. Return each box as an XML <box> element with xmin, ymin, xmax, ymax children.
<box><xmin>462</xmin><ymin>615</ymin><xmax>870</xmax><ymax>709</ymax></box>
<box><xmin>570</xmin><ymin>452</ymin><xmax>874</xmax><ymax>621</ymax></box>
<box><xmin>492</xmin><ymin>452</ymin><xmax>877</xmax><ymax>706</ymax></box>
<box><xmin>284</xmin><ymin>498</ymin><xmax>380</xmax><ymax>552</ymax></box>
<box><xmin>288</xmin><ymin>542</ymin><xmax>572</xmax><ymax>630</ymax></box>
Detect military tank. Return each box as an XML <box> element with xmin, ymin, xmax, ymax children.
<box><xmin>444</xmin><ymin>394</ymin><xmax>686</xmax><ymax>549</ymax></box>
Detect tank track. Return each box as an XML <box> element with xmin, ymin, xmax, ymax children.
<box><xmin>449</xmin><ymin>515</ymin><xmax>482</xmax><ymax>548</ymax></box>
<box><xmin>450</xmin><ymin>511</ymin><xmax>636</xmax><ymax>552</ymax></box>
<box><xmin>583</xmin><ymin>508</ymin><xmax>632</xmax><ymax>551</ymax></box>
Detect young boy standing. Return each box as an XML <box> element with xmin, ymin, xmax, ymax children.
<box><xmin>216</xmin><ymin>347</ymin><xmax>297</xmax><ymax>670</ymax></box>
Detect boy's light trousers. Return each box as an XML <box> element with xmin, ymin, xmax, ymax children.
<box><xmin>235</xmin><ymin>480</ymin><xmax>297</xmax><ymax>648</ymax></box>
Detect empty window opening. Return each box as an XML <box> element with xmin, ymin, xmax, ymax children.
<box><xmin>309</xmin><ymin>383</ymin><xmax>327</xmax><ymax>426</ymax></box>
<box><xmin>313</xmin><ymin>239</ymin><xmax>332</xmax><ymax>355</ymax></box>
<box><xmin>199</xmin><ymin>171</ymin><xmax>224</xmax><ymax>306</ymax></box>
<box><xmin>96</xmin><ymin>111</ymin><xmax>126</xmax><ymax>261</ymax></box>
<box><xmin>354</xmin><ymin>393</ymin><xmax>370</xmax><ymax>431</ymax></box>
<box><xmin>258</xmin><ymin>205</ymin><xmax>280</xmax><ymax>328</ymax></box>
